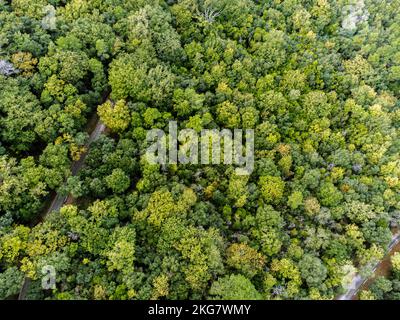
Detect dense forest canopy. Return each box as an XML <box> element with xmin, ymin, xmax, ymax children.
<box><xmin>0</xmin><ymin>0</ymin><xmax>399</xmax><ymax>300</ymax></box>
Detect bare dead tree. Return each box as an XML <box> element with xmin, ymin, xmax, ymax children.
<box><xmin>195</xmin><ymin>6</ymin><xmax>223</xmax><ymax>24</ymax></box>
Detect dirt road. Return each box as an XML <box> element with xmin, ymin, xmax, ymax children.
<box><xmin>18</xmin><ymin>109</ymin><xmax>108</xmax><ymax>300</ymax></box>
<box><xmin>337</xmin><ymin>233</ymin><xmax>400</xmax><ymax>300</ymax></box>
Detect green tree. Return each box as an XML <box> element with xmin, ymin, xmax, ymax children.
<box><xmin>226</xmin><ymin>243</ymin><xmax>265</xmax><ymax>278</ymax></box>
<box><xmin>98</xmin><ymin>100</ymin><xmax>130</xmax><ymax>133</ymax></box>
<box><xmin>105</xmin><ymin>168</ymin><xmax>131</xmax><ymax>194</ymax></box>
<box><xmin>259</xmin><ymin>176</ymin><xmax>285</xmax><ymax>204</ymax></box>
<box><xmin>209</xmin><ymin>274</ymin><xmax>262</xmax><ymax>300</ymax></box>
<box><xmin>298</xmin><ymin>254</ymin><xmax>328</xmax><ymax>288</ymax></box>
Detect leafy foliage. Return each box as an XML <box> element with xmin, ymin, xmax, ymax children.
<box><xmin>0</xmin><ymin>0</ymin><xmax>400</xmax><ymax>301</ymax></box>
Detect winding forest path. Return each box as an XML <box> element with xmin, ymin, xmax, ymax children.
<box><xmin>17</xmin><ymin>103</ymin><xmax>109</xmax><ymax>300</ymax></box>
<box><xmin>337</xmin><ymin>233</ymin><xmax>400</xmax><ymax>300</ymax></box>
